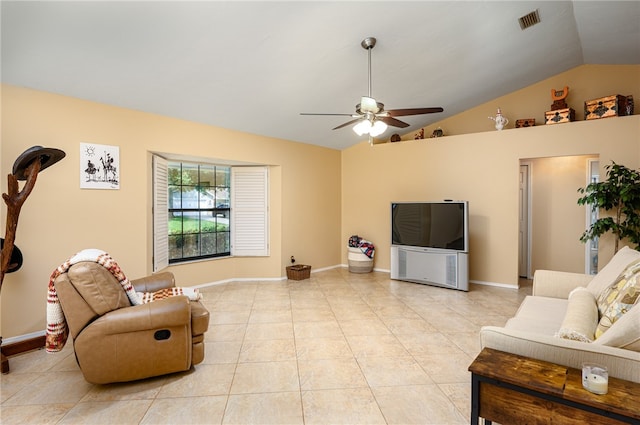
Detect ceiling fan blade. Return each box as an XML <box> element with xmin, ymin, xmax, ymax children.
<box><xmin>300</xmin><ymin>113</ymin><xmax>355</xmax><ymax>116</ymax></box>
<box><xmin>386</xmin><ymin>107</ymin><xmax>444</xmax><ymax>117</ymax></box>
<box><xmin>333</xmin><ymin>117</ymin><xmax>363</xmax><ymax>130</ymax></box>
<box><xmin>379</xmin><ymin>116</ymin><xmax>410</xmax><ymax>128</ymax></box>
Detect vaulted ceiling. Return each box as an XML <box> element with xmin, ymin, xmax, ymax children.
<box><xmin>2</xmin><ymin>1</ymin><xmax>639</xmax><ymax>150</ymax></box>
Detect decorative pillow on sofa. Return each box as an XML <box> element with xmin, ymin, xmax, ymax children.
<box><xmin>556</xmin><ymin>287</ymin><xmax>599</xmax><ymax>342</ymax></box>
<box><xmin>587</xmin><ymin>246</ymin><xmax>640</xmax><ymax>297</ymax></box>
<box><xmin>593</xmin><ymin>303</ymin><xmax>640</xmax><ymax>352</ymax></box>
<box><xmin>595</xmin><ymin>258</ymin><xmax>640</xmax><ymax>339</ymax></box>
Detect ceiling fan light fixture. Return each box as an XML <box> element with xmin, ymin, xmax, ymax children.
<box><xmin>353</xmin><ymin>118</ymin><xmax>387</xmax><ymax>137</ymax></box>
<box><xmin>370</xmin><ymin>120</ymin><xmax>387</xmax><ymax>137</ymax></box>
<box><xmin>353</xmin><ymin>119</ymin><xmax>372</xmax><ymax>136</ymax></box>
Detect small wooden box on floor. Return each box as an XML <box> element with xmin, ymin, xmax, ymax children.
<box><xmin>585</xmin><ymin>94</ymin><xmax>634</xmax><ymax>120</ymax></box>
<box><xmin>286</xmin><ymin>265</ymin><xmax>311</xmax><ymax>280</ymax></box>
<box><xmin>545</xmin><ymin>108</ymin><xmax>575</xmax><ymax>125</ymax></box>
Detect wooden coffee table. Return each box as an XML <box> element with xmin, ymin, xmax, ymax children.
<box><xmin>468</xmin><ymin>348</ymin><xmax>640</xmax><ymax>424</ymax></box>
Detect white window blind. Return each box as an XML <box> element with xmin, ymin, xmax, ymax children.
<box><xmin>153</xmin><ymin>155</ymin><xmax>169</xmax><ymax>271</ymax></box>
<box><xmin>231</xmin><ymin>166</ymin><xmax>269</xmax><ymax>256</ymax></box>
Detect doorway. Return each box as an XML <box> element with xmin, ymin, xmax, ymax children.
<box><xmin>519</xmin><ymin>155</ymin><xmax>599</xmax><ymax>278</ymax></box>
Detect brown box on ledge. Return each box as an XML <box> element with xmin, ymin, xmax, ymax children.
<box><xmin>286</xmin><ymin>265</ymin><xmax>311</xmax><ymax>280</ymax></box>
<box><xmin>545</xmin><ymin>108</ymin><xmax>575</xmax><ymax>125</ymax></box>
<box><xmin>515</xmin><ymin>118</ymin><xmax>535</xmax><ymax>128</ymax></box>
<box><xmin>584</xmin><ymin>94</ymin><xmax>633</xmax><ymax>120</ymax></box>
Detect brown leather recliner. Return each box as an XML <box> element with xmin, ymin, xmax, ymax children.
<box><xmin>53</xmin><ymin>262</ymin><xmax>209</xmax><ymax>384</ymax></box>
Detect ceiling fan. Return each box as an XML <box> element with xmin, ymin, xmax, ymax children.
<box><xmin>301</xmin><ymin>37</ymin><xmax>443</xmax><ymax>144</ymax></box>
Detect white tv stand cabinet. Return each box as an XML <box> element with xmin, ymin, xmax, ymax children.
<box><xmin>390</xmin><ymin>245</ymin><xmax>469</xmax><ymax>291</ymax></box>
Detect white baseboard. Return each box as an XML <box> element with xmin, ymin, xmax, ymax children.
<box><xmin>311</xmin><ymin>264</ymin><xmax>342</xmax><ymax>274</ymax></box>
<box><xmin>193</xmin><ymin>264</ymin><xmax>345</xmax><ymax>289</ymax></box>
<box><xmin>470</xmin><ymin>279</ymin><xmax>519</xmax><ymax>289</ymax></box>
<box><xmin>340</xmin><ymin>263</ymin><xmax>390</xmax><ymax>274</ymax></box>
<box><xmin>2</xmin><ymin>330</ymin><xmax>45</xmax><ymax>346</ymax></box>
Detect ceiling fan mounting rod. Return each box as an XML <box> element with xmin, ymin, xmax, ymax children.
<box><xmin>361</xmin><ymin>37</ymin><xmax>376</xmax><ymax>98</ymax></box>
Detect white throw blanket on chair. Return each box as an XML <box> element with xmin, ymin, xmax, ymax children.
<box><xmin>46</xmin><ymin>248</ymin><xmax>200</xmax><ymax>352</ymax></box>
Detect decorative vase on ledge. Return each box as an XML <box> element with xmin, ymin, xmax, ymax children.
<box><xmin>489</xmin><ymin>108</ymin><xmax>509</xmax><ymax>131</ymax></box>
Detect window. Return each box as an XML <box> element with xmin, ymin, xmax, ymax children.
<box><xmin>167</xmin><ymin>161</ymin><xmax>231</xmax><ymax>263</ymax></box>
<box><xmin>153</xmin><ymin>155</ymin><xmax>268</xmax><ymax>271</ymax></box>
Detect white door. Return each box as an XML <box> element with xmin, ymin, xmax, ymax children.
<box><xmin>518</xmin><ymin>164</ymin><xmax>530</xmax><ymax>278</ymax></box>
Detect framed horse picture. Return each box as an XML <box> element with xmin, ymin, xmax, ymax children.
<box><xmin>80</xmin><ymin>143</ymin><xmax>120</xmax><ymax>189</ymax></box>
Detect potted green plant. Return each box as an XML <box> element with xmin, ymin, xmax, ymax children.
<box><xmin>577</xmin><ymin>161</ymin><xmax>640</xmax><ymax>253</ymax></box>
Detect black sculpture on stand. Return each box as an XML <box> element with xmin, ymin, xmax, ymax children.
<box><xmin>1</xmin><ymin>146</ymin><xmax>65</xmax><ymax>373</ymax></box>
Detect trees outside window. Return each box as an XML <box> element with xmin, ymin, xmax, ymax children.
<box><xmin>168</xmin><ymin>162</ymin><xmax>231</xmax><ymax>262</ymax></box>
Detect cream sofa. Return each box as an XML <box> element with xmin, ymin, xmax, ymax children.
<box><xmin>480</xmin><ymin>246</ymin><xmax>640</xmax><ymax>383</ymax></box>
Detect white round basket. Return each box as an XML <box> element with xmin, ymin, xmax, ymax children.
<box><xmin>348</xmin><ymin>247</ymin><xmax>373</xmax><ymax>273</ymax></box>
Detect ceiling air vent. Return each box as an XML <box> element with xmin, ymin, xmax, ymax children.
<box><xmin>518</xmin><ymin>9</ymin><xmax>540</xmax><ymax>30</ymax></box>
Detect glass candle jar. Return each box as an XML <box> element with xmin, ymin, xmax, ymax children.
<box><xmin>582</xmin><ymin>363</ymin><xmax>608</xmax><ymax>395</ymax></box>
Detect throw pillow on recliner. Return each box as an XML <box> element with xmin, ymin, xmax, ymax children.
<box><xmin>140</xmin><ymin>286</ymin><xmax>203</xmax><ymax>303</ymax></box>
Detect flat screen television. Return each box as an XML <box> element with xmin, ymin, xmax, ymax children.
<box><xmin>391</xmin><ymin>201</ymin><xmax>469</xmax><ymax>252</ymax></box>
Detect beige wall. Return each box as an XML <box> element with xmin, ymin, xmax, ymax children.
<box><xmin>526</xmin><ymin>155</ymin><xmax>598</xmax><ymax>275</ymax></box>
<box><xmin>342</xmin><ymin>64</ymin><xmax>639</xmax><ymax>288</ymax></box>
<box><xmin>342</xmin><ymin>117</ymin><xmax>639</xmax><ymax>288</ymax></box>
<box><xmin>1</xmin><ymin>85</ymin><xmax>342</xmax><ymax>338</ymax></box>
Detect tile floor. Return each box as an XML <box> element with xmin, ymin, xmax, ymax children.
<box><xmin>1</xmin><ymin>268</ymin><xmax>531</xmax><ymax>424</ymax></box>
